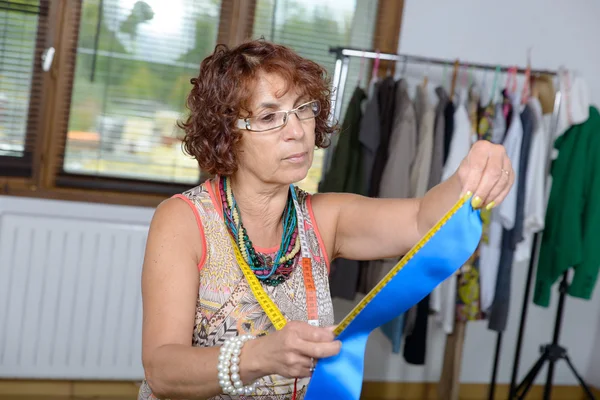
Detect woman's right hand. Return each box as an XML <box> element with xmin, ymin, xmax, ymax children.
<box><xmin>241</xmin><ymin>321</ymin><xmax>342</xmax><ymax>380</ymax></box>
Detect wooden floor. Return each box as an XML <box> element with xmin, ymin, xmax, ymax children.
<box><xmin>0</xmin><ymin>397</ymin><xmax>133</xmax><ymax>400</ymax></box>
<box><xmin>0</xmin><ymin>380</ymin><xmax>599</xmax><ymax>400</ymax></box>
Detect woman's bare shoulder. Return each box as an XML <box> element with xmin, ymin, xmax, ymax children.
<box><xmin>146</xmin><ymin>196</ymin><xmax>204</xmax><ymax>268</ymax></box>
<box><xmin>307</xmin><ymin>192</ymin><xmax>359</xmax><ymax>259</ymax></box>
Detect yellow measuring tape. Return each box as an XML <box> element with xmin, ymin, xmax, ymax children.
<box><xmin>230</xmin><ymin>193</ymin><xmax>472</xmax><ymax>335</ymax></box>
<box><xmin>230</xmin><ymin>237</ymin><xmax>288</xmax><ymax>330</ymax></box>
<box><xmin>332</xmin><ymin>193</ymin><xmax>472</xmax><ymax>336</ymax></box>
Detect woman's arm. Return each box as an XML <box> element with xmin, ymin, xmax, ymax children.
<box><xmin>141</xmin><ymin>198</ymin><xmax>341</xmax><ymax>399</ymax></box>
<box><xmin>141</xmin><ymin>198</ymin><xmax>263</xmax><ymax>399</ymax></box>
<box><xmin>312</xmin><ymin>141</ymin><xmax>513</xmax><ymax>261</ymax></box>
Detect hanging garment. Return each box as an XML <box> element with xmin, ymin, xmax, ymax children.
<box><xmin>368</xmin><ymin>76</ymin><xmax>397</xmax><ymax>197</ymax></box>
<box><xmin>464</xmin><ymin>97</ymin><xmax>497</xmax><ymax>315</ymax></box>
<box><xmin>402</xmin><ymin>293</ymin><xmax>430</xmax><ymax>364</ymax></box>
<box><xmin>488</xmin><ymin>102</ymin><xmax>535</xmax><ymax>332</ymax></box>
<box><xmin>515</xmin><ymin>98</ymin><xmax>549</xmax><ymax>262</ymax></box>
<box><xmin>319</xmin><ymin>87</ymin><xmax>367</xmax><ymax>194</ymax></box>
<box><xmin>531</xmin><ymin>73</ymin><xmax>556</xmax><ymax>115</ymax></box>
<box><xmin>534</xmin><ymin>106</ymin><xmax>600</xmax><ymax>307</ymax></box>
<box><xmin>467</xmin><ymin>84</ymin><xmax>480</xmax><ymax>133</ymax></box>
<box><xmin>402</xmin><ymin>83</ymin><xmax>436</xmax><ymax>361</ymax></box>
<box><xmin>501</xmin><ymin>89</ymin><xmax>513</xmax><ymax>134</ymax></box>
<box><xmin>321</xmin><ymin>87</ymin><xmax>367</xmax><ymax>301</ymax></box>
<box><xmin>428</xmin><ymin>87</ymin><xmax>450</xmax><ymax>189</ymax></box>
<box><xmin>358</xmin><ymin>82</ymin><xmax>382</xmax><ymax>200</ymax></box>
<box><xmin>427</xmin><ymin>88</ymin><xmax>452</xmax><ymax>334</ymax></box>
<box><xmin>430</xmin><ymin>88</ymin><xmax>476</xmax><ymax>332</ymax></box>
<box><xmin>441</xmin><ymin>89</ymin><xmax>472</xmax><ymax>181</ymax></box>
<box><xmin>429</xmin><ymin>87</ymin><xmax>453</xmax><ymax>333</ymax></box>
<box><xmin>365</xmin><ymin>79</ymin><xmax>417</xmax><ymax>352</ymax></box>
<box><xmin>443</xmin><ymin>96</ymin><xmax>456</xmax><ymax>164</ymax></box>
<box><xmin>491</xmin><ymin>102</ymin><xmax>506</xmax><ymax>144</ymax></box>
<box><xmin>367</xmin><ymin>79</ymin><xmax>417</xmax><ymax>291</ymax></box>
<box><xmin>453</xmin><ymin>88</ymin><xmax>489</xmax><ymax>323</ymax></box>
<box><xmin>357</xmin><ymin>77</ymin><xmax>396</xmax><ymax>294</ymax></box>
<box><xmin>554</xmin><ymin>70</ymin><xmax>590</xmax><ymax>140</ymax></box>
<box><xmin>479</xmin><ymin>92</ymin><xmax>523</xmax><ymax>313</ymax></box>
<box><xmin>497</xmin><ymin>92</ymin><xmax>523</xmax><ymax>230</ymax></box>
<box><xmin>410</xmin><ymin>84</ymin><xmax>436</xmax><ymax>197</ymax></box>
<box><xmin>355</xmin><ymin>82</ymin><xmax>383</xmax><ymax>296</ymax></box>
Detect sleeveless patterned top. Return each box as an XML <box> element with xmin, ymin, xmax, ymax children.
<box><xmin>138</xmin><ymin>178</ymin><xmax>335</xmax><ymax>400</ymax></box>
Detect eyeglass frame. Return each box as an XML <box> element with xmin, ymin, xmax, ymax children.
<box><xmin>236</xmin><ymin>100</ymin><xmax>321</xmax><ymax>133</ymax></box>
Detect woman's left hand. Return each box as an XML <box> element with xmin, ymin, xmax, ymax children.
<box><xmin>456</xmin><ymin>140</ymin><xmax>514</xmax><ymax>210</ymax></box>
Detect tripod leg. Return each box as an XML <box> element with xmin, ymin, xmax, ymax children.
<box><xmin>563</xmin><ymin>355</ymin><xmax>597</xmax><ymax>399</ymax></box>
<box><xmin>515</xmin><ymin>351</ymin><xmax>548</xmax><ymax>399</ymax></box>
<box><xmin>543</xmin><ymin>272</ymin><xmax>570</xmax><ymax>400</ymax></box>
<box><xmin>488</xmin><ymin>333</ymin><xmax>502</xmax><ymax>400</ymax></box>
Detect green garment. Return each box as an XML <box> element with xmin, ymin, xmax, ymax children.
<box><xmin>319</xmin><ymin>86</ymin><xmax>367</xmax><ymax>195</ymax></box>
<box><xmin>534</xmin><ymin>106</ymin><xmax>600</xmax><ymax>307</ymax></box>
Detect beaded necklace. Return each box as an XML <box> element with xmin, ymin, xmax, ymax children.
<box><xmin>219</xmin><ymin>176</ymin><xmax>301</xmax><ymax>286</ymax></box>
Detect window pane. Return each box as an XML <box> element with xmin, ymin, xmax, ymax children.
<box><xmin>252</xmin><ymin>0</ymin><xmax>377</xmax><ymax>193</ymax></box>
<box><xmin>0</xmin><ymin>0</ymin><xmax>40</xmax><ymax>158</ymax></box>
<box><xmin>63</xmin><ymin>0</ymin><xmax>221</xmax><ymax>184</ymax></box>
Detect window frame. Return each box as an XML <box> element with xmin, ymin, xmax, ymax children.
<box><xmin>0</xmin><ymin>0</ymin><xmax>50</xmax><ymax>178</ymax></box>
<box><xmin>1</xmin><ymin>0</ymin><xmax>405</xmax><ymax>208</ymax></box>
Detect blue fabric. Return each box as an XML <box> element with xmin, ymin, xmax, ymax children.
<box><xmin>380</xmin><ymin>314</ymin><xmax>404</xmax><ymax>354</ymax></box>
<box><xmin>305</xmin><ymin>200</ymin><xmax>482</xmax><ymax>400</ymax></box>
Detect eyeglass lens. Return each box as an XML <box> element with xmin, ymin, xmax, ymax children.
<box><xmin>249</xmin><ymin>101</ymin><xmax>319</xmax><ymax>131</ymax></box>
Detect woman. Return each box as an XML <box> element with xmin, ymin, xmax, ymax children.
<box><xmin>139</xmin><ymin>40</ymin><xmax>513</xmax><ymax>400</ymax></box>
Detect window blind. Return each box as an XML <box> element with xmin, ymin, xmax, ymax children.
<box><xmin>252</xmin><ymin>0</ymin><xmax>378</xmax><ymax>193</ymax></box>
<box><xmin>60</xmin><ymin>0</ymin><xmax>222</xmax><ymax>187</ymax></box>
<box><xmin>0</xmin><ymin>0</ymin><xmax>47</xmax><ymax>176</ymax></box>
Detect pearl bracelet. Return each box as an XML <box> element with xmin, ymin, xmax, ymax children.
<box><xmin>218</xmin><ymin>334</ymin><xmax>257</xmax><ymax>396</ymax></box>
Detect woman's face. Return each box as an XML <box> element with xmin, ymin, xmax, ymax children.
<box><xmin>236</xmin><ymin>72</ymin><xmax>316</xmax><ymax>186</ymax></box>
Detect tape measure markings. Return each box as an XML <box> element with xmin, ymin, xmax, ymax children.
<box><xmin>291</xmin><ymin>189</ymin><xmax>320</xmax><ymax>326</ymax></box>
<box><xmin>231</xmin><ymin>237</ymin><xmax>288</xmax><ymax>331</ymax></box>
<box><xmin>333</xmin><ymin>193</ymin><xmax>472</xmax><ymax>337</ymax></box>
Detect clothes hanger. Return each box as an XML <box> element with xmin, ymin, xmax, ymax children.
<box><xmin>459</xmin><ymin>63</ymin><xmax>469</xmax><ymax>103</ymax></box>
<box><xmin>450</xmin><ymin>59</ymin><xmax>460</xmax><ymax>99</ymax></box>
<box><xmin>505</xmin><ymin>66</ymin><xmax>517</xmax><ymax>94</ymax></box>
<box><xmin>520</xmin><ymin>48</ymin><xmax>532</xmax><ymax>104</ymax></box>
<box><xmin>372</xmin><ymin>49</ymin><xmax>381</xmax><ymax>81</ymax></box>
<box><xmin>422</xmin><ymin>60</ymin><xmax>430</xmax><ymax>88</ymax></box>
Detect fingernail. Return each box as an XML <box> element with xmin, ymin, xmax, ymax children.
<box><xmin>471</xmin><ymin>196</ymin><xmax>483</xmax><ymax>209</ymax></box>
<box><xmin>461</xmin><ymin>190</ymin><xmax>473</xmax><ymax>199</ymax></box>
<box><xmin>485</xmin><ymin>201</ymin><xmax>496</xmax><ymax>211</ymax></box>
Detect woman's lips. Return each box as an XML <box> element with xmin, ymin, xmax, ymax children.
<box><xmin>284</xmin><ymin>152</ymin><xmax>307</xmax><ymax>163</ymax></box>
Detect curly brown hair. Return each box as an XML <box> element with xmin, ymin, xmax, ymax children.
<box><xmin>178</xmin><ymin>39</ymin><xmax>336</xmax><ymax>176</ymax></box>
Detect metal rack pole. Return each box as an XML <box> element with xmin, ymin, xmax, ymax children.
<box><xmin>329</xmin><ymin>47</ymin><xmax>558</xmax><ymax>76</ymax></box>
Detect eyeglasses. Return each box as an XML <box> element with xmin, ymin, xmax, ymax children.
<box><xmin>237</xmin><ymin>100</ymin><xmax>321</xmax><ymax>132</ymax></box>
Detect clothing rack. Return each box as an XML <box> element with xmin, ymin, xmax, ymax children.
<box><xmin>328</xmin><ymin>47</ymin><xmax>557</xmax><ymax>124</ymax></box>
<box><xmin>326</xmin><ymin>47</ymin><xmax>592</xmax><ymax>400</ymax></box>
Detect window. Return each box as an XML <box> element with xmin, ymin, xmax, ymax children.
<box><xmin>1</xmin><ymin>0</ymin><xmax>402</xmax><ymax>206</ymax></box>
<box><xmin>59</xmin><ymin>0</ymin><xmax>221</xmax><ymax>188</ymax></box>
<box><xmin>252</xmin><ymin>0</ymin><xmax>378</xmax><ymax>193</ymax></box>
<box><xmin>0</xmin><ymin>0</ymin><xmax>47</xmax><ymax>176</ymax></box>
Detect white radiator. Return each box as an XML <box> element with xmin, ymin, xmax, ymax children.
<box><xmin>0</xmin><ymin>195</ymin><xmax>154</xmax><ymax>380</ymax></box>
